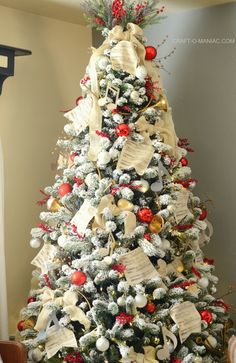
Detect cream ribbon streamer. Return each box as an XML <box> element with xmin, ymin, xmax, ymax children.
<box><xmin>93</xmin><ymin>194</ymin><xmax>136</xmax><ymax>236</ymax></box>
<box><xmin>34</xmin><ymin>289</ymin><xmax>91</xmax><ymax>332</ymax></box>
<box><xmin>120</xmin><ymin>346</ymin><xmax>159</xmax><ymax>363</ymax></box>
<box><xmin>87</xmin><ymin>23</ymin><xmax>160</xmax><ymax>160</ymax></box>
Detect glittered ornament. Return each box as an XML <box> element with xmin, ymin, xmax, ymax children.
<box><xmin>30</xmin><ymin>238</ymin><xmax>41</xmax><ymax>249</ymax></box>
<box><xmin>71</xmin><ymin>271</ymin><xmax>87</xmax><ymax>286</ymax></box>
<box><xmin>200</xmin><ymin>310</ymin><xmax>213</xmax><ymax>324</ymax></box>
<box><xmin>145</xmin><ymin>46</ymin><xmax>157</xmax><ymax>60</ymax></box>
<box><xmin>117</xmin><ymin>199</ymin><xmax>134</xmax><ymax>211</ymax></box>
<box><xmin>24</xmin><ymin>317</ymin><xmax>36</xmax><ymax>329</ymax></box>
<box><xmin>146</xmin><ymin>302</ymin><xmax>156</xmax><ymax>313</ymax></box>
<box><xmin>17</xmin><ymin>320</ymin><xmax>25</xmax><ymax>331</ymax></box>
<box><xmin>27</xmin><ymin>297</ymin><xmax>36</xmax><ymax>304</ymax></box>
<box><xmin>58</xmin><ymin>182</ymin><xmax>72</xmax><ymax>197</ymax></box>
<box><xmin>137</xmin><ymin>208</ymin><xmax>154</xmax><ymax>223</ymax></box>
<box><xmin>133</xmin><ymin>179</ymin><xmax>149</xmax><ymax>193</ymax></box>
<box><xmin>47</xmin><ymin>197</ymin><xmax>61</xmax><ymax>212</ymax></box>
<box><xmin>116</xmin><ymin>312</ymin><xmax>134</xmax><ymax>324</ymax></box>
<box><xmin>149</xmin><ymin>215</ymin><xmax>164</xmax><ymax>233</ymax></box>
<box><xmin>199</xmin><ymin>208</ymin><xmax>207</xmax><ymax>220</ymax></box>
<box><xmin>96</xmin><ymin>337</ymin><xmax>110</xmax><ymax>352</ymax></box>
<box><xmin>135</xmin><ymin>294</ymin><xmax>147</xmax><ymax>308</ymax></box>
<box><xmin>115</xmin><ymin>123</ymin><xmax>131</xmax><ymax>137</ymax></box>
<box><xmin>180</xmin><ymin>157</ymin><xmax>188</xmax><ymax>166</ymax></box>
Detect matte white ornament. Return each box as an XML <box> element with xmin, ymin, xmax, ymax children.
<box><xmin>161</xmin><ymin>239</ymin><xmax>170</xmax><ymax>250</ymax></box>
<box><xmin>198</xmin><ymin>277</ymin><xmax>209</xmax><ymax>289</ymax></box>
<box><xmin>135</xmin><ymin>65</ymin><xmax>148</xmax><ymax>80</ymax></box>
<box><xmin>96</xmin><ymin>337</ymin><xmax>110</xmax><ymax>352</ymax></box>
<box><xmin>117</xmin><ymin>296</ymin><xmax>126</xmax><ymax>306</ymax></box>
<box><xmin>28</xmin><ymin>348</ymin><xmax>43</xmax><ymax>362</ymax></box>
<box><xmin>135</xmin><ymin>294</ymin><xmax>147</xmax><ymax>308</ymax></box>
<box><xmin>30</xmin><ymin>238</ymin><xmax>41</xmax><ymax>249</ymax></box>
<box><xmin>132</xmin><ymin>179</ymin><xmax>149</xmax><ymax>193</ymax></box>
<box><xmin>103</xmin><ymin>256</ymin><xmax>113</xmax><ymax>265</ymax></box>
<box><xmin>97</xmin><ymin>56</ymin><xmax>109</xmax><ymax>70</ymax></box>
<box><xmin>58</xmin><ymin>234</ymin><xmax>67</xmax><ymax>248</ymax></box>
<box><xmin>130</xmin><ymin>90</ymin><xmax>140</xmax><ymax>101</ymax></box>
<box><xmin>205</xmin><ymin>335</ymin><xmax>217</xmax><ymax>348</ymax></box>
<box><xmin>98</xmin><ymin>151</ymin><xmax>111</xmax><ymax>165</ymax></box>
<box><xmin>194</xmin><ymin>357</ymin><xmax>203</xmax><ymax>363</ymax></box>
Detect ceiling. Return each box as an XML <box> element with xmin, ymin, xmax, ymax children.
<box><xmin>0</xmin><ymin>0</ymin><xmax>234</xmax><ymax>25</ymax></box>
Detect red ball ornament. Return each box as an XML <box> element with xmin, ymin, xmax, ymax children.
<box><xmin>58</xmin><ymin>182</ymin><xmax>72</xmax><ymax>197</ymax></box>
<box><xmin>76</xmin><ymin>96</ymin><xmax>83</xmax><ymax>105</ymax></box>
<box><xmin>200</xmin><ymin>310</ymin><xmax>213</xmax><ymax>324</ymax></box>
<box><xmin>145</xmin><ymin>46</ymin><xmax>157</xmax><ymax>61</ymax></box>
<box><xmin>146</xmin><ymin>302</ymin><xmax>156</xmax><ymax>313</ymax></box>
<box><xmin>70</xmin><ymin>152</ymin><xmax>78</xmax><ymax>161</ymax></box>
<box><xmin>180</xmin><ymin>157</ymin><xmax>188</xmax><ymax>167</ymax></box>
<box><xmin>27</xmin><ymin>297</ymin><xmax>36</xmax><ymax>304</ymax></box>
<box><xmin>199</xmin><ymin>208</ymin><xmax>207</xmax><ymax>221</ymax></box>
<box><xmin>115</xmin><ymin>124</ymin><xmax>131</xmax><ymax>137</ymax></box>
<box><xmin>17</xmin><ymin>320</ymin><xmax>25</xmax><ymax>332</ymax></box>
<box><xmin>137</xmin><ymin>208</ymin><xmax>154</xmax><ymax>223</ymax></box>
<box><xmin>71</xmin><ymin>271</ymin><xmax>87</xmax><ymax>286</ymax></box>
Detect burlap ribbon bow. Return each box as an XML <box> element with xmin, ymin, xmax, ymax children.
<box><xmin>93</xmin><ymin>194</ymin><xmax>136</xmax><ymax>236</ymax></box>
<box><xmin>120</xmin><ymin>346</ymin><xmax>159</xmax><ymax>363</ymax></box>
<box><xmin>34</xmin><ymin>289</ymin><xmax>91</xmax><ymax>332</ymax></box>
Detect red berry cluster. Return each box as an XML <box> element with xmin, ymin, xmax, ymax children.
<box><xmin>116</xmin><ymin>312</ymin><xmax>134</xmax><ymax>324</ymax></box>
<box><xmin>64</xmin><ymin>352</ymin><xmax>84</xmax><ymax>363</ymax></box>
<box><xmin>112</xmin><ymin>0</ymin><xmax>126</xmax><ymax>19</ymax></box>
<box><xmin>112</xmin><ymin>263</ymin><xmax>126</xmax><ymax>273</ymax></box>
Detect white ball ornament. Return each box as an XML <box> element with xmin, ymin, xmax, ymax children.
<box><xmin>28</xmin><ymin>348</ymin><xmax>43</xmax><ymax>362</ymax></box>
<box><xmin>161</xmin><ymin>239</ymin><xmax>171</xmax><ymax>250</ymax></box>
<box><xmin>205</xmin><ymin>335</ymin><xmax>217</xmax><ymax>348</ymax></box>
<box><xmin>194</xmin><ymin>357</ymin><xmax>203</xmax><ymax>363</ymax></box>
<box><xmin>58</xmin><ymin>234</ymin><xmax>67</xmax><ymax>248</ymax></box>
<box><xmin>117</xmin><ymin>296</ymin><xmax>126</xmax><ymax>306</ymax></box>
<box><xmin>98</xmin><ymin>151</ymin><xmax>111</xmax><ymax>165</ymax></box>
<box><xmin>132</xmin><ymin>179</ymin><xmax>149</xmax><ymax>193</ymax></box>
<box><xmin>97</xmin><ymin>56</ymin><xmax>109</xmax><ymax>70</ymax></box>
<box><xmin>96</xmin><ymin>337</ymin><xmax>110</xmax><ymax>352</ymax></box>
<box><xmin>198</xmin><ymin>277</ymin><xmax>209</xmax><ymax>289</ymax></box>
<box><xmin>135</xmin><ymin>294</ymin><xmax>147</xmax><ymax>308</ymax></box>
<box><xmin>135</xmin><ymin>65</ymin><xmax>148</xmax><ymax>80</ymax></box>
<box><xmin>103</xmin><ymin>256</ymin><xmax>113</xmax><ymax>265</ymax></box>
<box><xmin>30</xmin><ymin>238</ymin><xmax>41</xmax><ymax>249</ymax></box>
<box><xmin>130</xmin><ymin>90</ymin><xmax>140</xmax><ymax>101</ymax></box>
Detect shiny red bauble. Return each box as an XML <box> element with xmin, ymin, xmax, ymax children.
<box><xmin>145</xmin><ymin>46</ymin><xmax>157</xmax><ymax>60</ymax></box>
<box><xmin>115</xmin><ymin>123</ymin><xmax>131</xmax><ymax>137</ymax></box>
<box><xmin>146</xmin><ymin>302</ymin><xmax>156</xmax><ymax>313</ymax></box>
<box><xmin>71</xmin><ymin>271</ymin><xmax>87</xmax><ymax>286</ymax></box>
<box><xmin>17</xmin><ymin>320</ymin><xmax>25</xmax><ymax>332</ymax></box>
<box><xmin>137</xmin><ymin>208</ymin><xmax>154</xmax><ymax>223</ymax></box>
<box><xmin>70</xmin><ymin>152</ymin><xmax>78</xmax><ymax>161</ymax></box>
<box><xmin>27</xmin><ymin>297</ymin><xmax>36</xmax><ymax>304</ymax></box>
<box><xmin>58</xmin><ymin>182</ymin><xmax>72</xmax><ymax>197</ymax></box>
<box><xmin>199</xmin><ymin>208</ymin><xmax>207</xmax><ymax>221</ymax></box>
<box><xmin>180</xmin><ymin>157</ymin><xmax>188</xmax><ymax>167</ymax></box>
<box><xmin>200</xmin><ymin>310</ymin><xmax>213</xmax><ymax>324</ymax></box>
<box><xmin>76</xmin><ymin>96</ymin><xmax>83</xmax><ymax>105</ymax></box>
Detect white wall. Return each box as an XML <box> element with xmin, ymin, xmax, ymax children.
<box><xmin>0</xmin><ymin>5</ymin><xmax>91</xmax><ymax>335</ymax></box>
<box><xmin>146</xmin><ymin>3</ymin><xmax>236</xmax><ymax>310</ymax></box>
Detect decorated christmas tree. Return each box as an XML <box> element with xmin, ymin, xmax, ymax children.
<box><xmin>17</xmin><ymin>1</ymin><xmax>235</xmax><ymax>362</ymax></box>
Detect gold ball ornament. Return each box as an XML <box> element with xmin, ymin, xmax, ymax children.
<box><xmin>132</xmin><ymin>179</ymin><xmax>150</xmax><ymax>193</ymax></box>
<box><xmin>24</xmin><ymin>317</ymin><xmax>36</xmax><ymax>329</ymax></box>
<box><xmin>37</xmin><ymin>344</ymin><xmax>45</xmax><ymax>352</ymax></box>
<box><xmin>117</xmin><ymin>199</ymin><xmax>134</xmax><ymax>211</ymax></box>
<box><xmin>149</xmin><ymin>215</ymin><xmax>164</xmax><ymax>233</ymax></box>
<box><xmin>47</xmin><ymin>197</ymin><xmax>61</xmax><ymax>212</ymax></box>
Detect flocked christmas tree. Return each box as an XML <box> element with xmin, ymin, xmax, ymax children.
<box><xmin>18</xmin><ymin>1</ymin><xmax>235</xmax><ymax>362</ymax></box>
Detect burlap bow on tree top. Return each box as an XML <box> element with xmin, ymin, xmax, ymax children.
<box><xmin>93</xmin><ymin>194</ymin><xmax>136</xmax><ymax>236</ymax></box>
<box><xmin>87</xmin><ymin>23</ymin><xmax>160</xmax><ymax>161</ymax></box>
<box><xmin>120</xmin><ymin>346</ymin><xmax>159</xmax><ymax>363</ymax></box>
<box><xmin>34</xmin><ymin>289</ymin><xmax>91</xmax><ymax>332</ymax></box>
